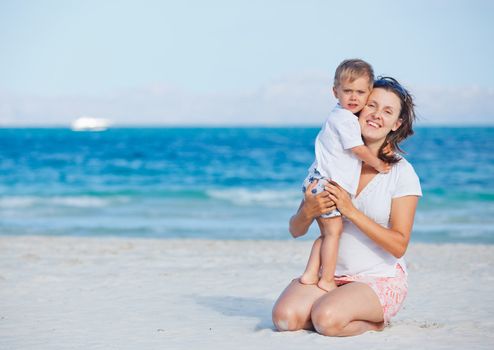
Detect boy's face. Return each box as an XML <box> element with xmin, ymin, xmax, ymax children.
<box><xmin>333</xmin><ymin>76</ymin><xmax>372</xmax><ymax>114</ymax></box>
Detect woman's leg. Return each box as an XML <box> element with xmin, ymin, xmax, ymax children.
<box><xmin>272</xmin><ymin>278</ymin><xmax>327</xmax><ymax>331</ymax></box>
<box><xmin>311</xmin><ymin>281</ymin><xmax>385</xmax><ymax>337</ymax></box>
<box><xmin>300</xmin><ymin>237</ymin><xmax>322</xmax><ymax>285</ymax></box>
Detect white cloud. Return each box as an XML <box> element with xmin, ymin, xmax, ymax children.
<box><xmin>1</xmin><ymin>74</ymin><xmax>493</xmax><ymax>126</ymax></box>
<box><xmin>411</xmin><ymin>85</ymin><xmax>494</xmax><ymax>124</ymax></box>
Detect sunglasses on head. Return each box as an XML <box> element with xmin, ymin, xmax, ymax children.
<box><xmin>374</xmin><ymin>76</ymin><xmax>410</xmax><ymax>103</ymax></box>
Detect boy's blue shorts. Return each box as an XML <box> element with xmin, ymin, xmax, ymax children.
<box><xmin>302</xmin><ymin>169</ymin><xmax>341</xmax><ymax>219</ymax></box>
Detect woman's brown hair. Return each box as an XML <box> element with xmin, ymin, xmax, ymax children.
<box><xmin>373</xmin><ymin>76</ymin><xmax>416</xmax><ymax>164</ymax></box>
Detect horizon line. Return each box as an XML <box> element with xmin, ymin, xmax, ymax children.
<box><xmin>2</xmin><ymin>124</ymin><xmax>494</xmax><ymax>129</ymax></box>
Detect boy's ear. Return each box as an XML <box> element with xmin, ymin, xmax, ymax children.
<box><xmin>332</xmin><ymin>86</ymin><xmax>338</xmax><ymax>98</ymax></box>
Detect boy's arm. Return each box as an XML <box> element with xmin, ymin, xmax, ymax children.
<box><xmin>351</xmin><ymin>145</ymin><xmax>390</xmax><ymax>173</ymax></box>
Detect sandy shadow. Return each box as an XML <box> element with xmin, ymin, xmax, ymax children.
<box><xmin>193</xmin><ymin>295</ymin><xmax>276</xmax><ymax>331</ymax></box>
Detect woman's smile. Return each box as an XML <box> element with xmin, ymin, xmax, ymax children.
<box><xmin>365</xmin><ymin>119</ymin><xmax>381</xmax><ymax>129</ymax></box>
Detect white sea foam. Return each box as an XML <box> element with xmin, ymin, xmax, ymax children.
<box><xmin>207</xmin><ymin>188</ymin><xmax>300</xmax><ymax>208</ymax></box>
<box><xmin>0</xmin><ymin>196</ymin><xmax>129</xmax><ymax>208</ymax></box>
<box><xmin>50</xmin><ymin>197</ymin><xmax>111</xmax><ymax>208</ymax></box>
<box><xmin>0</xmin><ymin>197</ymin><xmax>38</xmax><ymax>208</ymax></box>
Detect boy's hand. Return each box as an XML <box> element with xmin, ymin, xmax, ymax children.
<box><xmin>383</xmin><ymin>142</ymin><xmax>394</xmax><ymax>156</ymax></box>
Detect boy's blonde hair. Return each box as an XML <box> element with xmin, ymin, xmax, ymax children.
<box><xmin>334</xmin><ymin>59</ymin><xmax>374</xmax><ymax>88</ymax></box>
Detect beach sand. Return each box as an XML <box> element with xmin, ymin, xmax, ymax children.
<box><xmin>1</xmin><ymin>236</ymin><xmax>493</xmax><ymax>349</ymax></box>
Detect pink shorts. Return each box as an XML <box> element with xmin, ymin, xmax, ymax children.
<box><xmin>334</xmin><ymin>264</ymin><xmax>408</xmax><ymax>324</ymax></box>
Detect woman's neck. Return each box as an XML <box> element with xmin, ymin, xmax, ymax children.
<box><xmin>363</xmin><ymin>139</ymin><xmax>383</xmax><ymax>156</ymax></box>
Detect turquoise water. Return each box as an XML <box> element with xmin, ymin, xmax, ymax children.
<box><xmin>1</xmin><ymin>127</ymin><xmax>493</xmax><ymax>243</ymax></box>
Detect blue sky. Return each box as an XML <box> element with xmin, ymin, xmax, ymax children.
<box><xmin>1</xmin><ymin>0</ymin><xmax>493</xmax><ymax>125</ymax></box>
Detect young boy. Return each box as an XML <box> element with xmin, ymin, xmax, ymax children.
<box><xmin>300</xmin><ymin>59</ymin><xmax>390</xmax><ymax>292</ymax></box>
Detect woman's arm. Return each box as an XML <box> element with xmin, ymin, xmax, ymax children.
<box><xmin>325</xmin><ymin>182</ymin><xmax>419</xmax><ymax>258</ymax></box>
<box><xmin>289</xmin><ymin>181</ymin><xmax>336</xmax><ymax>238</ymax></box>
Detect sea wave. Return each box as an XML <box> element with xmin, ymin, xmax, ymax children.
<box><xmin>0</xmin><ymin>188</ymin><xmax>302</xmax><ymax>209</ymax></box>
<box><xmin>0</xmin><ymin>196</ymin><xmax>129</xmax><ymax>208</ymax></box>
<box><xmin>207</xmin><ymin>188</ymin><xmax>300</xmax><ymax>207</ymax></box>
<box><xmin>423</xmin><ymin>188</ymin><xmax>494</xmax><ymax>203</ymax></box>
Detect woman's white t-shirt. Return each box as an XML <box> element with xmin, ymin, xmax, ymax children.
<box><xmin>335</xmin><ymin>157</ymin><xmax>422</xmax><ymax>278</ymax></box>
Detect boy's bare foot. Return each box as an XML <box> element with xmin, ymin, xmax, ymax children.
<box><xmin>299</xmin><ymin>272</ymin><xmax>319</xmax><ymax>285</ymax></box>
<box><xmin>317</xmin><ymin>278</ymin><xmax>337</xmax><ymax>292</ymax></box>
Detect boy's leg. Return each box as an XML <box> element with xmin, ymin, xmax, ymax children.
<box><xmin>317</xmin><ymin>216</ymin><xmax>343</xmax><ymax>292</ymax></box>
<box><xmin>299</xmin><ymin>173</ymin><xmax>327</xmax><ymax>286</ymax></box>
<box><xmin>300</xmin><ymin>237</ymin><xmax>323</xmax><ymax>285</ymax></box>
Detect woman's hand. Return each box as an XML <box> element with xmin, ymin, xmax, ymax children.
<box><xmin>302</xmin><ymin>180</ymin><xmax>336</xmax><ymax>218</ymax></box>
<box><xmin>324</xmin><ymin>181</ymin><xmax>357</xmax><ymax>218</ymax></box>
<box><xmin>289</xmin><ymin>180</ymin><xmax>336</xmax><ymax>238</ymax></box>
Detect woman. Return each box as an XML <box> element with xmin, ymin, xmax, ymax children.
<box><xmin>272</xmin><ymin>77</ymin><xmax>421</xmax><ymax>336</ymax></box>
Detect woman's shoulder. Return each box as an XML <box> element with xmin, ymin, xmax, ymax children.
<box><xmin>392</xmin><ymin>155</ymin><xmax>417</xmax><ymax>174</ymax></box>
<box><xmin>389</xmin><ymin>155</ymin><xmax>422</xmax><ymax>197</ymax></box>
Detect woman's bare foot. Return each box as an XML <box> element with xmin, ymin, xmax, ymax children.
<box><xmin>299</xmin><ymin>272</ymin><xmax>319</xmax><ymax>285</ymax></box>
<box><xmin>373</xmin><ymin>322</ymin><xmax>386</xmax><ymax>332</ymax></box>
<box><xmin>317</xmin><ymin>278</ymin><xmax>337</xmax><ymax>292</ymax></box>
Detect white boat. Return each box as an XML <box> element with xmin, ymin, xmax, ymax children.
<box><xmin>71</xmin><ymin>117</ymin><xmax>110</xmax><ymax>131</ymax></box>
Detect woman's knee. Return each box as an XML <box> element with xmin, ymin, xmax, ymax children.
<box><xmin>272</xmin><ymin>303</ymin><xmax>304</xmax><ymax>331</ymax></box>
<box><xmin>311</xmin><ymin>305</ymin><xmax>347</xmax><ymax>336</ymax></box>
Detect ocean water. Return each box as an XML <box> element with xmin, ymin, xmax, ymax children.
<box><xmin>1</xmin><ymin>127</ymin><xmax>493</xmax><ymax>243</ymax></box>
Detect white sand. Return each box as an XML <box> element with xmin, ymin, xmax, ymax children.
<box><xmin>1</xmin><ymin>236</ymin><xmax>493</xmax><ymax>349</ymax></box>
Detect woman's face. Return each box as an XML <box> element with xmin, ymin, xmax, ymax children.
<box><xmin>359</xmin><ymin>88</ymin><xmax>402</xmax><ymax>144</ymax></box>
